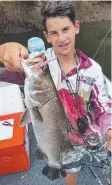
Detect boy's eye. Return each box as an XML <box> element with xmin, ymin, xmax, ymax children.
<box><xmin>63</xmin><ymin>27</ymin><xmax>69</xmax><ymax>32</ymax></box>
<box><xmin>50</xmin><ymin>32</ymin><xmax>57</xmax><ymax>35</ymax></box>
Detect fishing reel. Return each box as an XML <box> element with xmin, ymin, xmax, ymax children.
<box><xmin>84</xmin><ymin>133</ymin><xmax>101</xmax><ymax>152</ymax></box>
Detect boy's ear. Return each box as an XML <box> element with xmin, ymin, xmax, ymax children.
<box><xmin>74</xmin><ymin>20</ymin><xmax>80</xmax><ymax>34</ymax></box>
<box><xmin>43</xmin><ymin>31</ymin><xmax>51</xmax><ymax>43</ymax></box>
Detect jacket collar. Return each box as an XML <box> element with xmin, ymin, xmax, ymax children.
<box><xmin>60</xmin><ymin>49</ymin><xmax>92</xmax><ymax>80</ymax></box>
<box><xmin>47</xmin><ymin>47</ymin><xmax>92</xmax><ymax>85</ymax></box>
<box><xmin>76</xmin><ymin>49</ymin><xmax>92</xmax><ymax>70</ymax></box>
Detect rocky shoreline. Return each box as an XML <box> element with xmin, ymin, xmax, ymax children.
<box><xmin>0</xmin><ymin>1</ymin><xmax>111</xmax><ymax>34</ymax></box>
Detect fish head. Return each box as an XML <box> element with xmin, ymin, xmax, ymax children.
<box><xmin>21</xmin><ymin>53</ymin><xmax>51</xmax><ymax>108</ymax></box>
<box><xmin>21</xmin><ymin>51</ymin><xmax>46</xmax><ymax>78</ymax></box>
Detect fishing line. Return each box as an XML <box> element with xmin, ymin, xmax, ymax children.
<box><xmin>89</xmin><ymin>165</ymin><xmax>104</xmax><ymax>185</ymax></box>
<box><xmin>93</xmin><ymin>27</ymin><xmax>111</xmax><ymax>59</ymax></box>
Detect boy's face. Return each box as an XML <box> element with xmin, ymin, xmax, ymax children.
<box><xmin>43</xmin><ymin>16</ymin><xmax>80</xmax><ymax>56</ymax></box>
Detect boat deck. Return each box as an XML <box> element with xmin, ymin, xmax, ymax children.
<box><xmin>0</xmin><ymin>124</ymin><xmax>108</xmax><ymax>185</ymax></box>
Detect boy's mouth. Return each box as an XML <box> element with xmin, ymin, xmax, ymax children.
<box><xmin>59</xmin><ymin>42</ymin><xmax>69</xmax><ymax>49</ymax></box>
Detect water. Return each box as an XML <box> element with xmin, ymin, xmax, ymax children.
<box><xmin>76</xmin><ymin>21</ymin><xmax>111</xmax><ymax>80</ymax></box>
<box><xmin>0</xmin><ymin>21</ymin><xmax>111</xmax><ymax>80</ymax></box>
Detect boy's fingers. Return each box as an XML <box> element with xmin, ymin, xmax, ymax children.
<box><xmin>20</xmin><ymin>47</ymin><xmax>29</xmax><ymax>59</ymax></box>
<box><xmin>106</xmin><ymin>140</ymin><xmax>112</xmax><ymax>152</ymax></box>
<box><xmin>27</xmin><ymin>57</ymin><xmax>43</xmax><ymax>66</ymax></box>
<box><xmin>31</xmin><ymin>60</ymin><xmax>48</xmax><ymax>71</ymax></box>
<box><xmin>10</xmin><ymin>52</ymin><xmax>23</xmax><ymax>71</ymax></box>
<box><xmin>10</xmin><ymin>45</ymin><xmax>28</xmax><ymax>71</ymax></box>
<box><xmin>0</xmin><ymin>42</ymin><xmax>29</xmax><ymax>72</ymax></box>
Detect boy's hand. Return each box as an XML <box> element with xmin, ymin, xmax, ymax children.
<box><xmin>105</xmin><ymin>129</ymin><xmax>112</xmax><ymax>151</ymax></box>
<box><xmin>0</xmin><ymin>42</ymin><xmax>28</xmax><ymax>72</ymax></box>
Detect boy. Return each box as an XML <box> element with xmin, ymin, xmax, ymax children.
<box><xmin>0</xmin><ymin>2</ymin><xmax>111</xmax><ymax>185</ymax></box>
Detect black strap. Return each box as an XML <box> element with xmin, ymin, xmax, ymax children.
<box><xmin>57</xmin><ymin>53</ymin><xmax>80</xmax><ymax>117</ymax></box>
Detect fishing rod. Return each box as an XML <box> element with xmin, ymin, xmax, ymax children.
<box><xmin>93</xmin><ymin>26</ymin><xmax>112</xmax><ymax>99</ymax></box>
<box><xmin>93</xmin><ymin>26</ymin><xmax>112</xmax><ymax>59</ymax></box>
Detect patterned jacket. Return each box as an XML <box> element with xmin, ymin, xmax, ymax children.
<box><xmin>46</xmin><ymin>48</ymin><xmax>112</xmax><ymax>145</ymax></box>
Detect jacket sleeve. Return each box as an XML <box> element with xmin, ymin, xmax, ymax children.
<box><xmin>90</xmin><ymin>68</ymin><xmax>112</xmax><ymax>136</ymax></box>
<box><xmin>0</xmin><ymin>68</ymin><xmax>25</xmax><ymax>85</ymax></box>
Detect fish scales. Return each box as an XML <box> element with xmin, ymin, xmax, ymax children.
<box><xmin>20</xmin><ymin>54</ymin><xmax>72</xmax><ymax>170</ymax></box>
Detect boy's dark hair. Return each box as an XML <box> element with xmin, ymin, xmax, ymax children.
<box><xmin>41</xmin><ymin>1</ymin><xmax>76</xmax><ymax>31</ymax></box>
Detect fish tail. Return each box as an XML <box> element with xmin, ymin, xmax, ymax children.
<box><xmin>42</xmin><ymin>164</ymin><xmax>66</xmax><ymax>180</ymax></box>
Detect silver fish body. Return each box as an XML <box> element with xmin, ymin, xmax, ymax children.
<box><xmin>20</xmin><ymin>55</ymin><xmax>72</xmax><ymax>178</ymax></box>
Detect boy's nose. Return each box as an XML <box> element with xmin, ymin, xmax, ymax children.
<box><xmin>58</xmin><ymin>33</ymin><xmax>66</xmax><ymax>43</ymax></box>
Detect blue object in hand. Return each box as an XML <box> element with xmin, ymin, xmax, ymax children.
<box><xmin>28</xmin><ymin>37</ymin><xmax>45</xmax><ymax>53</ymax></box>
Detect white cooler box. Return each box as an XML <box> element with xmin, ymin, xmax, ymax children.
<box><xmin>0</xmin><ymin>82</ymin><xmax>30</xmax><ymax>175</ymax></box>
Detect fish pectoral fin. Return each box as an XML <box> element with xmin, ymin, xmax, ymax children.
<box><xmin>19</xmin><ymin>108</ymin><xmax>31</xmax><ymax>127</ymax></box>
<box><xmin>35</xmin><ymin>146</ymin><xmax>46</xmax><ymax>160</ymax></box>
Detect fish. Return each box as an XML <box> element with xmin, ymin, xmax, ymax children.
<box><xmin>19</xmin><ymin>52</ymin><xmax>73</xmax><ymax>180</ymax></box>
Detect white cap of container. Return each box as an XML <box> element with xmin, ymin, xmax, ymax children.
<box><xmin>28</xmin><ymin>37</ymin><xmax>45</xmax><ymax>53</ymax></box>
